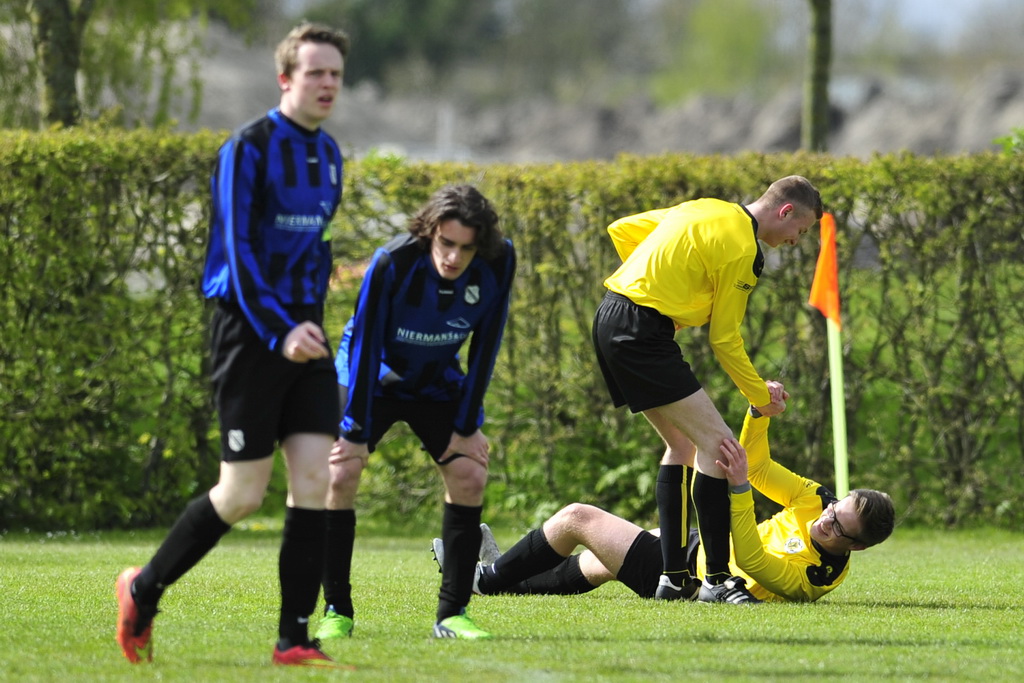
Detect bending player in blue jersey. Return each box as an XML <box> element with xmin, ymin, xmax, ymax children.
<box><xmin>115</xmin><ymin>23</ymin><xmax>351</xmax><ymax>668</ymax></box>
<box><xmin>318</xmin><ymin>184</ymin><xmax>516</xmax><ymax>641</ymax></box>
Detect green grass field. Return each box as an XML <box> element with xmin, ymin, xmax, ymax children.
<box><xmin>2</xmin><ymin>525</ymin><xmax>1022</xmax><ymax>682</ymax></box>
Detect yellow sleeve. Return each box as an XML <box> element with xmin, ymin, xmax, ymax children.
<box><xmin>707</xmin><ymin>258</ymin><xmax>770</xmax><ymax>407</ymax></box>
<box><xmin>731</xmin><ymin>412</ymin><xmax>845</xmax><ymax>602</ymax></box>
<box><xmin>730</xmin><ymin>492</ymin><xmax>834</xmax><ymax>602</ymax></box>
<box><xmin>739</xmin><ymin>412</ymin><xmax>809</xmax><ymax>507</ymax></box>
<box><xmin>606</xmin><ymin>209</ymin><xmax>671</xmax><ymax>262</ymax></box>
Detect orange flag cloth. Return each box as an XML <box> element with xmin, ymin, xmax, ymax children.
<box><xmin>808</xmin><ymin>212</ymin><xmax>841</xmax><ymax>329</ymax></box>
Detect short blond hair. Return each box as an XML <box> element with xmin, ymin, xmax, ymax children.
<box><xmin>758</xmin><ymin>175</ymin><xmax>823</xmax><ymax>219</ymax></box>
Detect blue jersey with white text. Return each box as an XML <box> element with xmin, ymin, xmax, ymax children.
<box><xmin>202</xmin><ymin>108</ymin><xmax>343</xmax><ymax>351</ymax></box>
<box><xmin>339</xmin><ymin>234</ymin><xmax>516</xmax><ymax>442</ymax></box>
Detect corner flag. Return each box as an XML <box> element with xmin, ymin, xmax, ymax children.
<box><xmin>809</xmin><ymin>213</ymin><xmax>841</xmax><ymax>329</ymax></box>
<box><xmin>808</xmin><ymin>213</ymin><xmax>849</xmax><ymax>497</ymax></box>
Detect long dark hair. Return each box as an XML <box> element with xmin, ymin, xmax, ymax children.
<box><xmin>407</xmin><ymin>184</ymin><xmax>504</xmax><ymax>259</ymax></box>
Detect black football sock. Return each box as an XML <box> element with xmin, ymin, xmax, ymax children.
<box><xmin>322</xmin><ymin>509</ymin><xmax>356</xmax><ymax>618</ymax></box>
<box><xmin>477</xmin><ymin>527</ymin><xmax>565</xmax><ymax>593</ymax></box>
<box><xmin>489</xmin><ymin>554</ymin><xmax>596</xmax><ymax>595</ymax></box>
<box><xmin>278</xmin><ymin>507</ymin><xmax>326</xmax><ymax>648</ymax></box>
<box><xmin>656</xmin><ymin>464</ymin><xmax>692</xmax><ymax>583</ymax></box>
<box><xmin>692</xmin><ymin>471</ymin><xmax>731</xmax><ymax>584</ymax></box>
<box><xmin>134</xmin><ymin>492</ymin><xmax>231</xmax><ymax>607</ymax></box>
<box><xmin>436</xmin><ymin>502</ymin><xmax>482</xmax><ymax>622</ymax></box>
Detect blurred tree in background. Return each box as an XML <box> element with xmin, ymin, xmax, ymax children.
<box><xmin>299</xmin><ymin>0</ymin><xmax>637</xmax><ymax>103</ymax></box>
<box><xmin>0</xmin><ymin>0</ymin><xmax>268</xmax><ymax>128</ymax></box>
<box><xmin>4</xmin><ymin>0</ymin><xmax>1023</xmax><ymax>129</ymax></box>
<box><xmin>295</xmin><ymin>0</ymin><xmax>1024</xmax><ymax>107</ymax></box>
<box><xmin>649</xmin><ymin>0</ymin><xmax>787</xmax><ymax>104</ymax></box>
<box><xmin>802</xmin><ymin>0</ymin><xmax>831</xmax><ymax>151</ymax></box>
<box><xmin>480</xmin><ymin>0</ymin><xmax>636</xmax><ymax>104</ymax></box>
<box><xmin>299</xmin><ymin>0</ymin><xmax>501</xmax><ymax>90</ymax></box>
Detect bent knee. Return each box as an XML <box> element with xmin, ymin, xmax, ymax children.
<box><xmin>328</xmin><ymin>459</ymin><xmax>364</xmax><ymax>489</ymax></box>
<box><xmin>463</xmin><ymin>466</ymin><xmax>488</xmax><ymax>491</ymax></box>
<box><xmin>662</xmin><ymin>446</ymin><xmax>695</xmax><ymax>466</ymax></box>
<box><xmin>214</xmin><ymin>492</ymin><xmax>265</xmax><ymax>524</ymax></box>
<box><xmin>441</xmin><ymin>459</ymin><xmax>488</xmax><ymax>504</ymax></box>
<box><xmin>447</xmin><ymin>457</ymin><xmax>488</xmax><ymax>485</ymax></box>
<box><xmin>555</xmin><ymin>503</ymin><xmax>601</xmax><ymax>526</ymax></box>
<box><xmin>451</xmin><ymin>471</ymin><xmax>487</xmax><ymax>498</ymax></box>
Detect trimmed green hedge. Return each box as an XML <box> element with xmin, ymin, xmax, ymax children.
<box><xmin>2</xmin><ymin>129</ymin><xmax>1022</xmax><ymax>531</ymax></box>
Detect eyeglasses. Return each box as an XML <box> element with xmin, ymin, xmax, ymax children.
<box><xmin>825</xmin><ymin>501</ymin><xmax>864</xmax><ymax>544</ymax></box>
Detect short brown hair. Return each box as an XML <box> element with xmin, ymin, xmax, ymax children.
<box><xmin>849</xmin><ymin>489</ymin><xmax>895</xmax><ymax>547</ymax></box>
<box><xmin>407</xmin><ymin>185</ymin><xmax>505</xmax><ymax>260</ymax></box>
<box><xmin>275</xmin><ymin>22</ymin><xmax>350</xmax><ymax>78</ymax></box>
<box><xmin>759</xmin><ymin>175</ymin><xmax>824</xmax><ymax>219</ymax></box>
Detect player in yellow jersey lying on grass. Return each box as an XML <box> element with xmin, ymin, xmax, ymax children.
<box><xmin>435</xmin><ymin>402</ymin><xmax>894</xmax><ymax>603</ymax></box>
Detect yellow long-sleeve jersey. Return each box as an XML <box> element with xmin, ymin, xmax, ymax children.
<box><xmin>695</xmin><ymin>412</ymin><xmax>850</xmax><ymax>602</ymax></box>
<box><xmin>603</xmin><ymin>199</ymin><xmax>769</xmax><ymax>407</ymax></box>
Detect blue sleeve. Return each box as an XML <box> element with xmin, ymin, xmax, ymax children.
<box><xmin>340</xmin><ymin>249</ymin><xmax>393</xmax><ymax>443</ymax></box>
<box><xmin>335</xmin><ymin>317</ymin><xmax>354</xmax><ymax>388</ymax></box>
<box><xmin>454</xmin><ymin>241</ymin><xmax>516</xmax><ymax>435</ymax></box>
<box><xmin>212</xmin><ymin>138</ymin><xmax>297</xmax><ymax>350</ymax></box>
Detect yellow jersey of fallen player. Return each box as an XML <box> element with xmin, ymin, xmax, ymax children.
<box><xmin>603</xmin><ymin>198</ymin><xmax>769</xmax><ymax>407</ymax></box>
<box><xmin>697</xmin><ymin>411</ymin><xmax>850</xmax><ymax>602</ymax></box>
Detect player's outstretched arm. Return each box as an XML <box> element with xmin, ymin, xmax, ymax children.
<box><xmin>753</xmin><ymin>382</ymin><xmax>789</xmax><ymax>417</ymax></box>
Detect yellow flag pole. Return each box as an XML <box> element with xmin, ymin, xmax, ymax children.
<box><xmin>808</xmin><ymin>213</ymin><xmax>848</xmax><ymax>497</ymax></box>
<box><xmin>825</xmin><ymin>318</ymin><xmax>848</xmax><ymax>497</ymax></box>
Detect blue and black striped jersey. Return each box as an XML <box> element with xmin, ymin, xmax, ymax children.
<box><xmin>202</xmin><ymin>108</ymin><xmax>343</xmax><ymax>351</ymax></box>
<box><xmin>339</xmin><ymin>234</ymin><xmax>516</xmax><ymax>442</ymax></box>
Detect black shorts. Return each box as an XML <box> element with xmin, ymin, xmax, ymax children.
<box><xmin>210</xmin><ymin>303</ymin><xmax>340</xmax><ymax>462</ymax></box>
<box><xmin>592</xmin><ymin>291</ymin><xmax>703</xmax><ymax>413</ymax></box>
<box><xmin>618</xmin><ymin>528</ymin><xmax>701</xmax><ymax>598</ymax></box>
<box><xmin>362</xmin><ymin>397</ymin><xmax>461</xmax><ymax>464</ymax></box>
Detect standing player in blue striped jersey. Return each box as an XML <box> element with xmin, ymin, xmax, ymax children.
<box><xmin>116</xmin><ymin>23</ymin><xmax>351</xmax><ymax>668</ymax></box>
<box><xmin>317</xmin><ymin>185</ymin><xmax>515</xmax><ymax>641</ymax></box>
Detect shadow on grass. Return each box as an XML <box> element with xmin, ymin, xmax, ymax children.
<box><xmin>495</xmin><ymin>631</ymin><xmax>1007</xmax><ymax>649</ymax></box>
<box><xmin>835</xmin><ymin>598</ymin><xmax>1011</xmax><ymax>611</ymax></box>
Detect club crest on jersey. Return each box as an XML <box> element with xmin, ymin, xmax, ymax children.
<box><xmin>783</xmin><ymin>537</ymin><xmax>806</xmax><ymax>554</ymax></box>
<box><xmin>329</xmin><ymin>163</ymin><xmax>338</xmax><ymax>185</ymax></box>
<box><xmin>464</xmin><ymin>284</ymin><xmax>480</xmax><ymax>304</ymax></box>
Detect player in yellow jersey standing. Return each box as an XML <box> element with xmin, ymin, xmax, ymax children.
<box><xmin>592</xmin><ymin>176</ymin><xmax>823</xmax><ymax>603</ymax></box>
